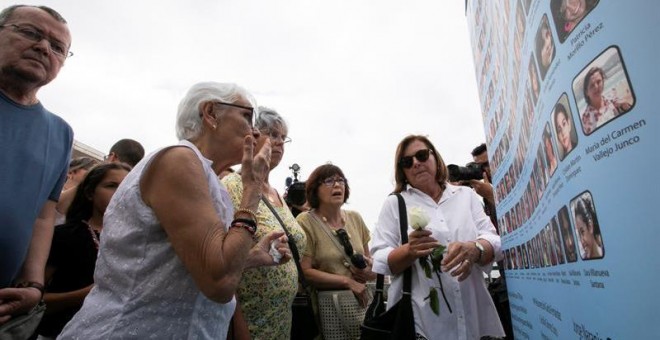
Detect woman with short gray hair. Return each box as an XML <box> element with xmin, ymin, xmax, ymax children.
<box><xmin>60</xmin><ymin>82</ymin><xmax>292</xmax><ymax>339</ymax></box>
<box><xmin>222</xmin><ymin>106</ymin><xmax>307</xmax><ymax>339</ymax></box>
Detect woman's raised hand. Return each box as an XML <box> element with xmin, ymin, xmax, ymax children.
<box><xmin>241</xmin><ymin>136</ymin><xmax>271</xmax><ymax>187</ymax></box>
<box><xmin>238</xmin><ymin>136</ymin><xmax>271</xmax><ymax>211</ymax></box>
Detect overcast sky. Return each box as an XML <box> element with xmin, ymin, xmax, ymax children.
<box><xmin>33</xmin><ymin>0</ymin><xmax>486</xmax><ymax>227</ymax></box>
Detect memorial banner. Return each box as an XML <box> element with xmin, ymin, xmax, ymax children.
<box><xmin>466</xmin><ymin>0</ymin><xmax>658</xmax><ymax>338</ymax></box>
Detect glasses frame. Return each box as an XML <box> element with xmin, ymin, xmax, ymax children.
<box><xmin>398</xmin><ymin>149</ymin><xmax>433</xmax><ymax>169</ymax></box>
<box><xmin>212</xmin><ymin>101</ymin><xmax>255</xmax><ymax>127</ymax></box>
<box><xmin>261</xmin><ymin>129</ymin><xmax>292</xmax><ymax>144</ymax></box>
<box><xmin>321</xmin><ymin>177</ymin><xmax>346</xmax><ymax>187</ymax></box>
<box><xmin>0</xmin><ymin>24</ymin><xmax>73</xmax><ymax>58</ymax></box>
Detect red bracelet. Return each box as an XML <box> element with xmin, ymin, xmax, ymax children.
<box><xmin>15</xmin><ymin>281</ymin><xmax>45</xmax><ymax>299</ymax></box>
<box><xmin>230</xmin><ymin>219</ymin><xmax>258</xmax><ymax>236</ymax></box>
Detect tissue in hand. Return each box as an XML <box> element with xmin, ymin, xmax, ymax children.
<box><xmin>269</xmin><ymin>239</ymin><xmax>283</xmax><ymax>263</ymax></box>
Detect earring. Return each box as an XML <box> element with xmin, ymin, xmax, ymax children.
<box><xmin>212</xmin><ymin>124</ymin><xmax>217</xmax><ymax>130</ymax></box>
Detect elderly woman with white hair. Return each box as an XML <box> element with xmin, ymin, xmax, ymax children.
<box><xmin>59</xmin><ymin>82</ymin><xmax>291</xmax><ymax>339</ymax></box>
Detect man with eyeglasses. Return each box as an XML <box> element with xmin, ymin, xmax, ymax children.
<box><xmin>0</xmin><ymin>4</ymin><xmax>74</xmax><ymax>327</ymax></box>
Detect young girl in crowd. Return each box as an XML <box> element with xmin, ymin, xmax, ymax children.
<box><xmin>35</xmin><ymin>163</ymin><xmax>131</xmax><ymax>339</ymax></box>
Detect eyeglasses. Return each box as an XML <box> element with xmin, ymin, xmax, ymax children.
<box><xmin>262</xmin><ymin>129</ymin><xmax>291</xmax><ymax>144</ymax></box>
<box><xmin>212</xmin><ymin>101</ymin><xmax>255</xmax><ymax>127</ymax></box>
<box><xmin>322</xmin><ymin>177</ymin><xmax>346</xmax><ymax>187</ymax></box>
<box><xmin>398</xmin><ymin>149</ymin><xmax>433</xmax><ymax>169</ymax></box>
<box><xmin>1</xmin><ymin>24</ymin><xmax>73</xmax><ymax>59</ymax></box>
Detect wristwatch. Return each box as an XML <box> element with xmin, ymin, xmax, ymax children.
<box><xmin>474</xmin><ymin>241</ymin><xmax>485</xmax><ymax>263</ymax></box>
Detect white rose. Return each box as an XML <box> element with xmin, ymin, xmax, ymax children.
<box><xmin>408</xmin><ymin>207</ymin><xmax>430</xmax><ymax>230</ymax></box>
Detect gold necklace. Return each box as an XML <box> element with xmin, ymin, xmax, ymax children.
<box><xmin>318</xmin><ymin>211</ymin><xmax>345</xmax><ymax>229</ymax></box>
<box><xmin>83</xmin><ymin>220</ymin><xmax>100</xmax><ymax>250</ymax></box>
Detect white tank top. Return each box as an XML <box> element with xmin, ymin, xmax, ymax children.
<box><xmin>59</xmin><ymin>140</ymin><xmax>236</xmax><ymax>339</ymax></box>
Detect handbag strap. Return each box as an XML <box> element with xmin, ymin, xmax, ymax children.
<box><xmin>375</xmin><ymin>193</ymin><xmax>412</xmax><ymax>294</ymax></box>
<box><xmin>309</xmin><ymin>210</ymin><xmax>355</xmax><ymax>266</ymax></box>
<box><xmin>261</xmin><ymin>197</ymin><xmax>311</xmax><ymax>291</ymax></box>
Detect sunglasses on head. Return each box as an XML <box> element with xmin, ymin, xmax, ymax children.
<box><xmin>398</xmin><ymin>149</ymin><xmax>432</xmax><ymax>169</ymax></box>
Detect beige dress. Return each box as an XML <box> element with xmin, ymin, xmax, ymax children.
<box><xmin>296</xmin><ymin>209</ymin><xmax>372</xmax><ymax>339</ymax></box>
<box><xmin>296</xmin><ymin>210</ymin><xmax>370</xmax><ymax>275</ymax></box>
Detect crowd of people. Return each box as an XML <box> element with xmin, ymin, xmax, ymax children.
<box><xmin>1</xmin><ymin>4</ymin><xmax>510</xmax><ymax>340</ymax></box>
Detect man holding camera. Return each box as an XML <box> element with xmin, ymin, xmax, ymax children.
<box><xmin>447</xmin><ymin>144</ymin><xmax>497</xmax><ymax>224</ymax></box>
<box><xmin>469</xmin><ymin>143</ymin><xmax>513</xmax><ymax>340</ymax></box>
<box><xmin>470</xmin><ymin>143</ymin><xmax>496</xmax><ymax>221</ymax></box>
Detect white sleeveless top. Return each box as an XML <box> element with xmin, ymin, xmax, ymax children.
<box><xmin>59</xmin><ymin>140</ymin><xmax>236</xmax><ymax>339</ymax></box>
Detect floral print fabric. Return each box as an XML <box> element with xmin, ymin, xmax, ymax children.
<box><xmin>222</xmin><ymin>173</ymin><xmax>307</xmax><ymax>340</ymax></box>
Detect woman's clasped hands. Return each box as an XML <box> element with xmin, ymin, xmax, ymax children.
<box><xmin>407</xmin><ymin>230</ymin><xmax>478</xmax><ymax>281</ymax></box>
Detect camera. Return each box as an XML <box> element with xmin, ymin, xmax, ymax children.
<box><xmin>286</xmin><ymin>181</ymin><xmax>306</xmax><ymax>207</ymax></box>
<box><xmin>447</xmin><ymin>162</ymin><xmax>485</xmax><ymax>182</ymax></box>
<box><xmin>284</xmin><ymin>163</ymin><xmax>306</xmax><ymax>216</ymax></box>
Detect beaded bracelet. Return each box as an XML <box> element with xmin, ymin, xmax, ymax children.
<box><xmin>15</xmin><ymin>281</ymin><xmax>45</xmax><ymax>299</ymax></box>
<box><xmin>234</xmin><ymin>208</ymin><xmax>258</xmax><ymax>221</ymax></box>
<box><xmin>230</xmin><ymin>218</ymin><xmax>258</xmax><ymax>236</ymax></box>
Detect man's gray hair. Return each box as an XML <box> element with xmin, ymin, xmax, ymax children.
<box><xmin>175</xmin><ymin>82</ymin><xmax>255</xmax><ymax>140</ymax></box>
<box><xmin>0</xmin><ymin>5</ymin><xmax>67</xmax><ymax>25</ymax></box>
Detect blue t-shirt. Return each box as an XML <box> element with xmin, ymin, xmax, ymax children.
<box><xmin>0</xmin><ymin>92</ymin><xmax>73</xmax><ymax>287</ymax></box>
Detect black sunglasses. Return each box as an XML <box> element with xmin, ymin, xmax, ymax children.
<box><xmin>335</xmin><ymin>229</ymin><xmax>367</xmax><ymax>269</ymax></box>
<box><xmin>398</xmin><ymin>149</ymin><xmax>433</xmax><ymax>169</ymax></box>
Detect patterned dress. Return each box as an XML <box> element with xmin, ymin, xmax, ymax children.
<box><xmin>581</xmin><ymin>96</ymin><xmax>619</xmax><ymax>134</ymax></box>
<box><xmin>222</xmin><ymin>173</ymin><xmax>307</xmax><ymax>340</ymax></box>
